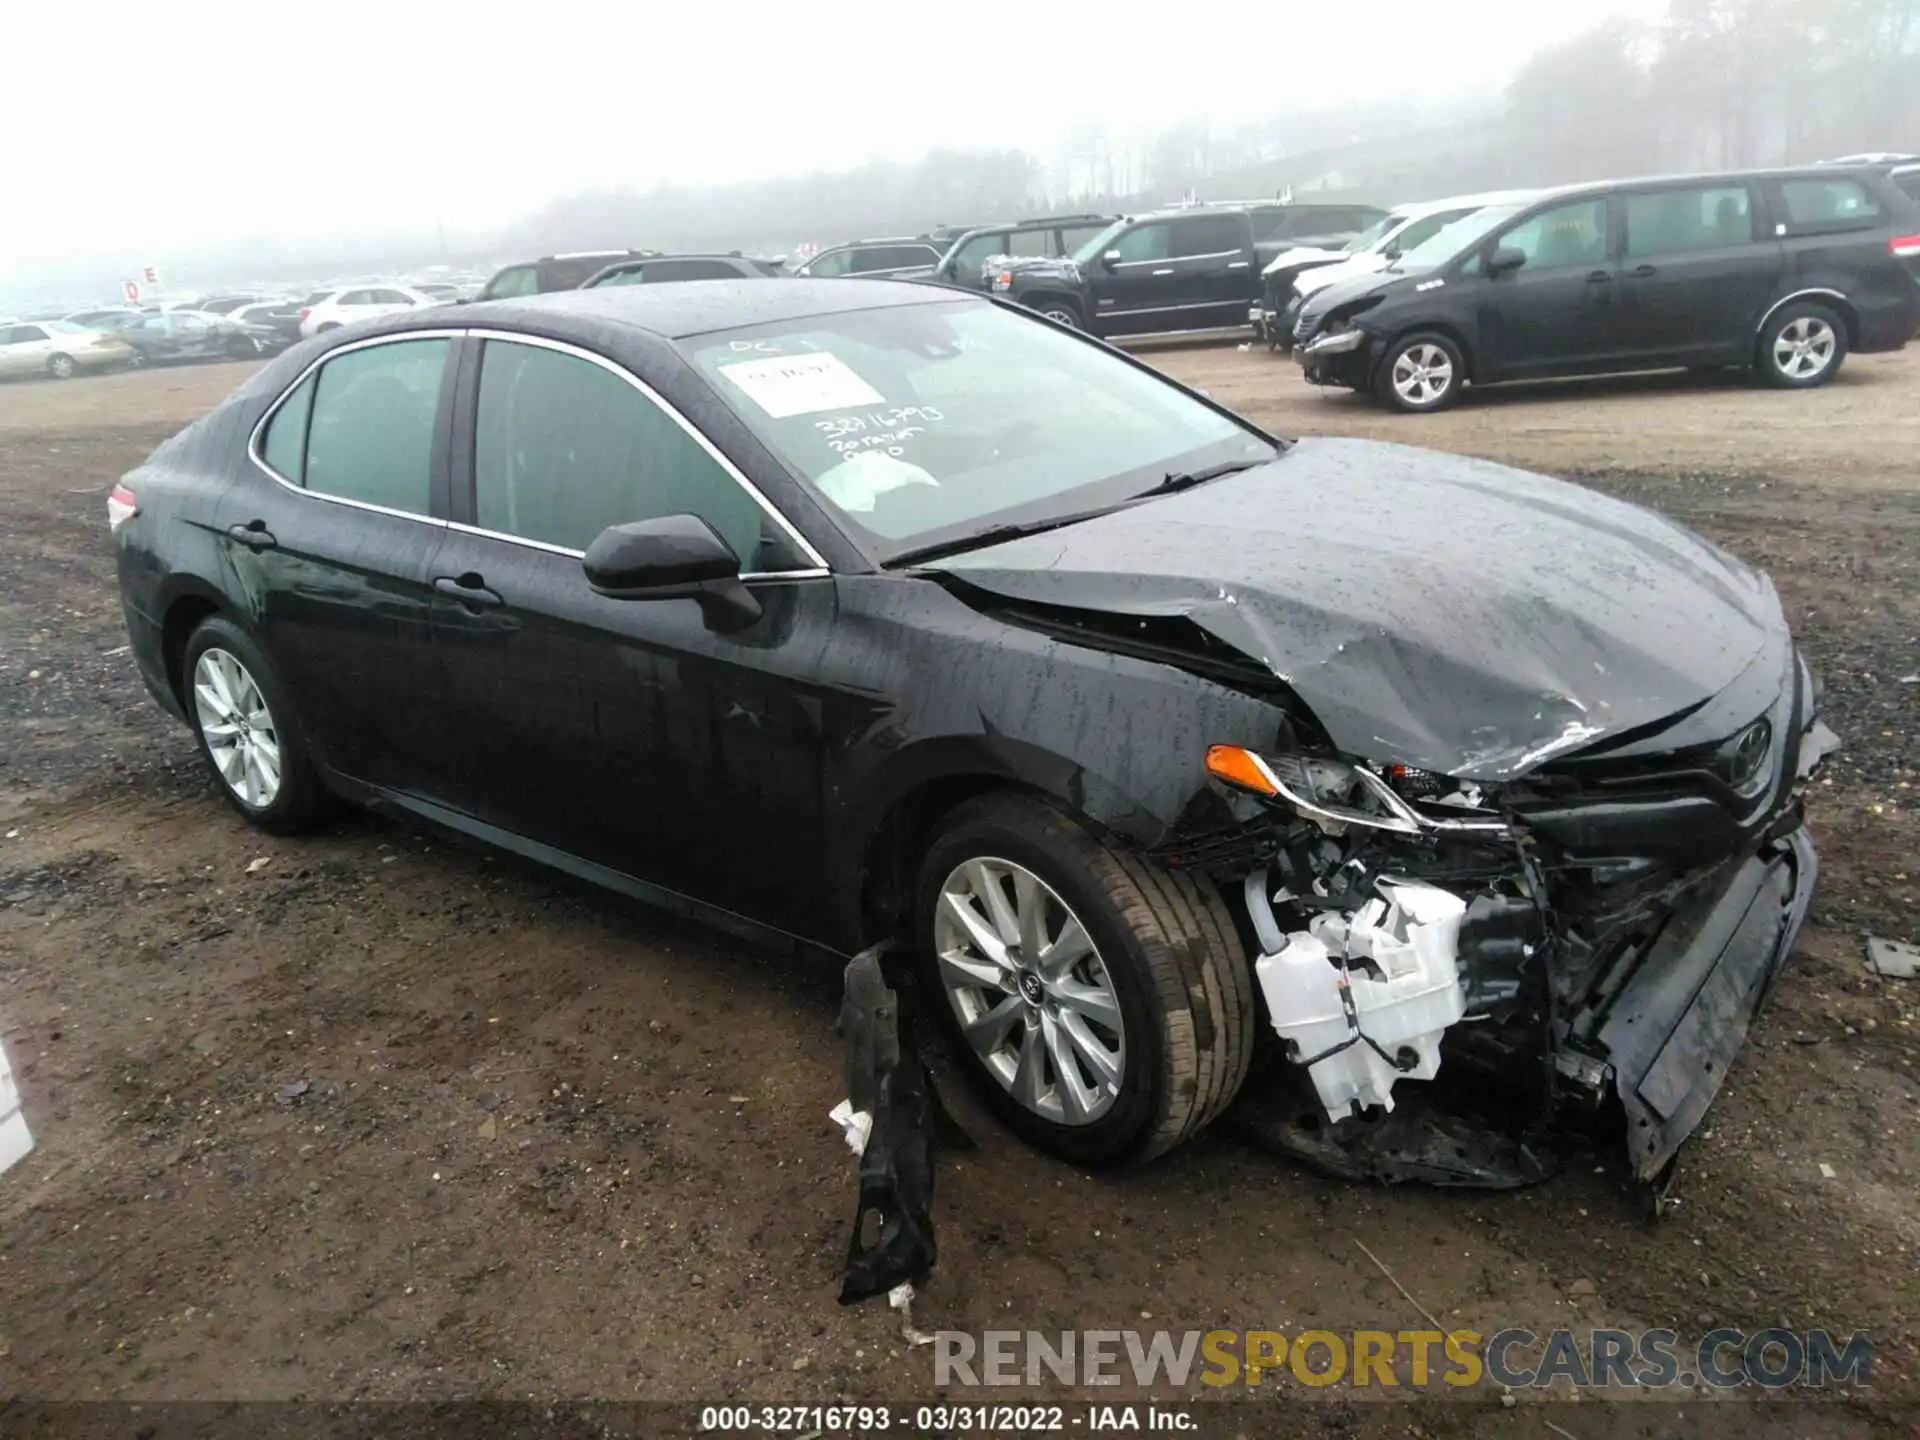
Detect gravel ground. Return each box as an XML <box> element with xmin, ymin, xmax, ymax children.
<box><xmin>0</xmin><ymin>352</ymin><xmax>1914</xmax><ymax>1435</ymax></box>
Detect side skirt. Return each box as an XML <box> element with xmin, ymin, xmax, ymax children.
<box><xmin>322</xmin><ymin>768</ymin><xmax>846</xmax><ymax>965</ymax></box>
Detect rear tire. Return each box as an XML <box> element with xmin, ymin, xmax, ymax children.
<box><xmin>1757</xmin><ymin>302</ymin><xmax>1847</xmax><ymax>388</ymax></box>
<box><xmin>914</xmin><ymin>792</ymin><xmax>1255</xmax><ymax>1167</ymax></box>
<box><xmin>182</xmin><ymin>615</ymin><xmax>334</xmax><ymax>834</ymax></box>
<box><xmin>1375</xmin><ymin>331</ymin><xmax>1464</xmax><ymax>412</ymax></box>
<box><xmin>47</xmin><ymin>353</ymin><xmax>75</xmax><ymax>379</ymax></box>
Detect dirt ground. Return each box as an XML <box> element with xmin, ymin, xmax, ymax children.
<box><xmin>0</xmin><ymin>349</ymin><xmax>1914</xmax><ymax>1436</ymax></box>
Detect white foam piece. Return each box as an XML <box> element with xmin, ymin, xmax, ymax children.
<box><xmin>0</xmin><ymin>1038</ymin><xmax>31</xmax><ymax>1176</ymax></box>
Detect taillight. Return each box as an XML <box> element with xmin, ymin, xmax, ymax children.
<box><xmin>107</xmin><ymin>483</ymin><xmax>139</xmax><ymax>531</ymax></box>
<box><xmin>297</xmin><ymin>307</ymin><xmax>311</xmax><ymax>322</ymax></box>
<box><xmin>1890</xmin><ymin>233</ymin><xmax>1920</xmax><ymax>258</ymax></box>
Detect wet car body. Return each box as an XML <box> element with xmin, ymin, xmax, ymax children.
<box><xmin>112</xmin><ymin>281</ymin><xmax>1831</xmax><ymax>1189</ymax></box>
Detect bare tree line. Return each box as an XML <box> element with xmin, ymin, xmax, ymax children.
<box><xmin>10</xmin><ymin>0</ymin><xmax>1914</xmax><ymax>303</ymax></box>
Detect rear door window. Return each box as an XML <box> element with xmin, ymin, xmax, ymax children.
<box><xmin>301</xmin><ymin>338</ymin><xmax>449</xmax><ymax>513</ymax></box>
<box><xmin>1625</xmin><ymin>184</ymin><xmax>1756</xmax><ymax>255</ymax></box>
<box><xmin>1771</xmin><ymin>178</ymin><xmax>1885</xmax><ymax>236</ymax></box>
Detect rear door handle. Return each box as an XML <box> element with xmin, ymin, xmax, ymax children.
<box><xmin>1586</xmin><ymin>270</ymin><xmax>1613</xmax><ymax>284</ymax></box>
<box><xmin>1631</xmin><ymin>263</ymin><xmax>1658</xmax><ymax>278</ymax></box>
<box><xmin>226</xmin><ymin>521</ymin><xmax>276</xmax><ymax>551</ymax></box>
<box><xmin>1227</xmin><ymin>261</ymin><xmax>1250</xmax><ymax>270</ymax></box>
<box><xmin>1151</xmin><ymin>268</ymin><xmax>1174</xmax><ymax>276</ymax></box>
<box><xmin>433</xmin><ymin>574</ymin><xmax>504</xmax><ymax>610</ymax></box>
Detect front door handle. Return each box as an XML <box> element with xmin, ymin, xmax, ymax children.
<box><xmin>1586</xmin><ymin>270</ymin><xmax>1613</xmax><ymax>284</ymax></box>
<box><xmin>1227</xmin><ymin>261</ymin><xmax>1250</xmax><ymax>269</ymax></box>
<box><xmin>226</xmin><ymin>520</ymin><xmax>277</xmax><ymax>551</ymax></box>
<box><xmin>433</xmin><ymin>574</ymin><xmax>504</xmax><ymax>610</ymax></box>
<box><xmin>1151</xmin><ymin>268</ymin><xmax>1174</xmax><ymax>276</ymax></box>
<box><xmin>1630</xmin><ymin>263</ymin><xmax>1658</xmax><ymax>278</ymax></box>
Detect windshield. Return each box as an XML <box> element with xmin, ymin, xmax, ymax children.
<box><xmin>688</xmin><ymin>300</ymin><xmax>1276</xmax><ymax>558</ymax></box>
<box><xmin>1069</xmin><ymin>219</ymin><xmax>1130</xmax><ymax>265</ymax></box>
<box><xmin>1391</xmin><ymin>204</ymin><xmax>1526</xmax><ymax>271</ymax></box>
<box><xmin>1343</xmin><ymin>213</ymin><xmax>1403</xmax><ymax>254</ymax></box>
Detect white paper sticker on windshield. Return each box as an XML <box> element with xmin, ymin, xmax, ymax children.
<box><xmin>719</xmin><ymin>352</ymin><xmax>885</xmax><ymax>419</ymax></box>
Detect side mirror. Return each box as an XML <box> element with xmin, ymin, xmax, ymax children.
<box><xmin>1101</xmin><ymin>249</ymin><xmax>1123</xmax><ymax>269</ymax></box>
<box><xmin>582</xmin><ymin>514</ymin><xmax>761</xmax><ymax>629</ymax></box>
<box><xmin>1486</xmin><ymin>245</ymin><xmax>1528</xmax><ymax>276</ymax></box>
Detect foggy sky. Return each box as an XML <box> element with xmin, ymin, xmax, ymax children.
<box><xmin>4</xmin><ymin>0</ymin><xmax>1660</xmax><ymax>281</ymax></box>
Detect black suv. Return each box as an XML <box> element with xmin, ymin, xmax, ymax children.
<box><xmin>581</xmin><ymin>253</ymin><xmax>786</xmax><ymax>286</ymax></box>
<box><xmin>478</xmin><ymin>251</ymin><xmax>660</xmax><ymax>301</ymax></box>
<box><xmin>996</xmin><ymin>201</ymin><xmax>1385</xmax><ymax>337</ymax></box>
<box><xmin>924</xmin><ymin>214</ymin><xmax>1119</xmax><ymax>291</ymax></box>
<box><xmin>1293</xmin><ymin>167</ymin><xmax>1920</xmax><ymax>411</ymax></box>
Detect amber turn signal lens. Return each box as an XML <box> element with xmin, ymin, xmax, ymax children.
<box><xmin>1206</xmin><ymin>744</ymin><xmax>1278</xmax><ymax>796</ymax></box>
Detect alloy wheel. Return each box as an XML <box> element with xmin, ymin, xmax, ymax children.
<box><xmin>933</xmin><ymin>856</ymin><xmax>1125</xmax><ymax>1126</ymax></box>
<box><xmin>1041</xmin><ymin>307</ymin><xmax>1079</xmax><ymax>329</ymax></box>
<box><xmin>192</xmin><ymin>648</ymin><xmax>282</xmax><ymax>808</ymax></box>
<box><xmin>1773</xmin><ymin>316</ymin><xmax>1836</xmax><ymax>381</ymax></box>
<box><xmin>1391</xmin><ymin>343</ymin><xmax>1453</xmax><ymax>407</ymax></box>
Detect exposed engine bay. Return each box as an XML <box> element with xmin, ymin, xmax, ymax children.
<box><xmin>1157</xmin><ymin>693</ymin><xmax>1837</xmax><ymax>1195</ymax></box>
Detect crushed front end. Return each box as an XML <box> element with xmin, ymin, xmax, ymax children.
<box><xmin>1162</xmin><ymin>644</ymin><xmax>1837</xmax><ymax>1194</ymax></box>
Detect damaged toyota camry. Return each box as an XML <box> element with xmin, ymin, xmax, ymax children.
<box><xmin>111</xmin><ymin>280</ymin><xmax>1835</xmax><ymax>1194</ymax></box>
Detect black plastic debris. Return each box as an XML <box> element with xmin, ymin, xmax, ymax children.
<box><xmin>832</xmin><ymin>945</ymin><xmax>963</xmax><ymax>1314</ymax></box>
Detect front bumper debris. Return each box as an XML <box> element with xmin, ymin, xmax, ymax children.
<box><xmin>1599</xmin><ymin>827</ymin><xmax>1815</xmax><ymax>1183</ymax></box>
<box><xmin>832</xmin><ymin>945</ymin><xmax>971</xmax><ymax>1332</ymax></box>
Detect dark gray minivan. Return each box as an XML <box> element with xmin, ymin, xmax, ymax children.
<box><xmin>1292</xmin><ymin>166</ymin><xmax>1920</xmax><ymax>411</ymax></box>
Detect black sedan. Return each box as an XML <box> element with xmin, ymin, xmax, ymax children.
<box><xmin>121</xmin><ymin>309</ymin><xmax>273</xmax><ymax>364</ymax></box>
<box><xmin>109</xmin><ymin>281</ymin><xmax>1833</xmax><ymax>1185</ymax></box>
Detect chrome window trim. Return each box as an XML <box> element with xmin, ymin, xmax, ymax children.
<box><xmin>245</xmin><ymin>328</ymin><xmax>461</xmax><ymax>527</ymax></box>
<box><xmin>245</xmin><ymin>326</ymin><xmax>832</xmax><ymax>576</ymax></box>
<box><xmin>439</xmin><ymin>518</ymin><xmax>830</xmax><ymax>583</ymax></box>
<box><xmin>463</xmin><ymin>328</ymin><xmax>829</xmax><ymax>573</ymax></box>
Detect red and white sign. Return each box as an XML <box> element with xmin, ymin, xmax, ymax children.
<box><xmin>123</xmin><ymin>279</ymin><xmax>141</xmax><ymax>303</ymax></box>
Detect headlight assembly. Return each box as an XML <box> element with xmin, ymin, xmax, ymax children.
<box><xmin>1205</xmin><ymin>745</ymin><xmax>1509</xmax><ymax>837</ymax></box>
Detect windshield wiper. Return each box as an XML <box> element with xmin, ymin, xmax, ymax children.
<box><xmin>883</xmin><ymin>506</ymin><xmax>1117</xmax><ymax>569</ymax></box>
<box><xmin>1135</xmin><ymin>458</ymin><xmax>1266</xmax><ymax>499</ymax></box>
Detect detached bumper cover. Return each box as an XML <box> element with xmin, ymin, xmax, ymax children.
<box><xmin>1599</xmin><ymin>825</ymin><xmax>1816</xmax><ymax>1182</ymax></box>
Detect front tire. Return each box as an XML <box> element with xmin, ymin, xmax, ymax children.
<box><xmin>1375</xmin><ymin>331</ymin><xmax>1464</xmax><ymax>412</ymax></box>
<box><xmin>914</xmin><ymin>793</ymin><xmax>1255</xmax><ymax>1167</ymax></box>
<box><xmin>1758</xmin><ymin>303</ymin><xmax>1847</xmax><ymax>388</ymax></box>
<box><xmin>47</xmin><ymin>353</ymin><xmax>75</xmax><ymax>379</ymax></box>
<box><xmin>1031</xmin><ymin>299</ymin><xmax>1082</xmax><ymax>329</ymax></box>
<box><xmin>182</xmin><ymin>616</ymin><xmax>333</xmax><ymax>834</ymax></box>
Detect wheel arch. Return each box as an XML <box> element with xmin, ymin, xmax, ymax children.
<box><xmin>1754</xmin><ymin>288</ymin><xmax>1858</xmax><ymax>350</ymax></box>
<box><xmin>844</xmin><ymin>736</ymin><xmax>1163</xmax><ymax>948</ymax></box>
<box><xmin>1019</xmin><ymin>290</ymin><xmax>1086</xmax><ymax>324</ymax></box>
<box><xmin>157</xmin><ymin>580</ymin><xmax>231</xmax><ymax>709</ymax></box>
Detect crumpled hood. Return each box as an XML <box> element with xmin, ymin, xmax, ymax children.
<box><xmin>1261</xmin><ymin>244</ymin><xmax>1344</xmax><ymax>277</ymax></box>
<box><xmin>935</xmin><ymin>438</ymin><xmax>1782</xmax><ymax>780</ymax></box>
